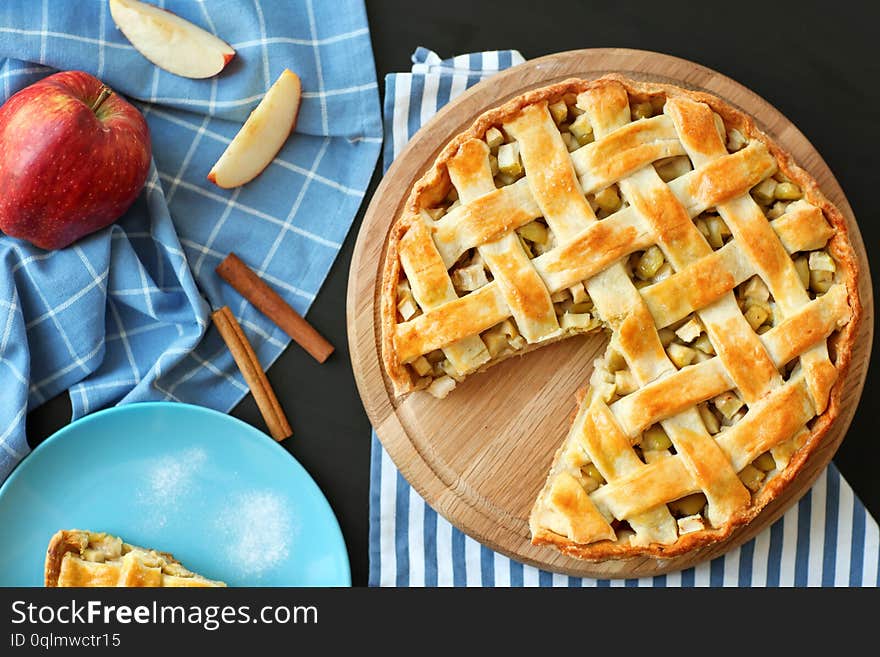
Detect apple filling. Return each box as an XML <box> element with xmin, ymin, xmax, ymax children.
<box><xmin>749</xmin><ymin>177</ymin><xmax>837</xmax><ymax>300</ymax></box>
<box><xmin>70</xmin><ymin>532</ymin><xmax>201</xmax><ymax>579</ymax></box>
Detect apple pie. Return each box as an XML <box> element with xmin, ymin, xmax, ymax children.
<box><xmin>380</xmin><ymin>75</ymin><xmax>860</xmax><ymax>560</ymax></box>
<box><xmin>45</xmin><ymin>529</ymin><xmax>225</xmax><ymax>587</ymax></box>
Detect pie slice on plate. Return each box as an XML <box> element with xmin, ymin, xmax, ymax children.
<box><xmin>380</xmin><ymin>75</ymin><xmax>860</xmax><ymax>560</ymax></box>
<box><xmin>45</xmin><ymin>529</ymin><xmax>225</xmax><ymax>587</ymax></box>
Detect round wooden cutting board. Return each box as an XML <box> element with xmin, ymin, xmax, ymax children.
<box><xmin>347</xmin><ymin>49</ymin><xmax>873</xmax><ymax>578</ymax></box>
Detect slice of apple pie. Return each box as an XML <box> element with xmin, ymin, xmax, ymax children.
<box><xmin>45</xmin><ymin>529</ymin><xmax>225</xmax><ymax>587</ymax></box>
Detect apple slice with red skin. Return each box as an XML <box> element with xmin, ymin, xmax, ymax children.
<box><xmin>0</xmin><ymin>71</ymin><xmax>151</xmax><ymax>251</ymax></box>
<box><xmin>208</xmin><ymin>70</ymin><xmax>302</xmax><ymax>189</ymax></box>
<box><xmin>109</xmin><ymin>0</ymin><xmax>235</xmax><ymax>79</ymax></box>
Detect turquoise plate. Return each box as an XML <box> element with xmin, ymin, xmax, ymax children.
<box><xmin>0</xmin><ymin>402</ymin><xmax>350</xmax><ymax>587</ymax></box>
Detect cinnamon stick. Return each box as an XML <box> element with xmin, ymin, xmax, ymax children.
<box><xmin>216</xmin><ymin>253</ymin><xmax>334</xmax><ymax>363</ymax></box>
<box><xmin>212</xmin><ymin>305</ymin><xmax>292</xmax><ymax>442</ymax></box>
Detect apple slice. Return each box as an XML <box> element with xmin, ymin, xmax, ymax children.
<box><xmin>208</xmin><ymin>70</ymin><xmax>302</xmax><ymax>189</ymax></box>
<box><xmin>109</xmin><ymin>0</ymin><xmax>235</xmax><ymax>79</ymax></box>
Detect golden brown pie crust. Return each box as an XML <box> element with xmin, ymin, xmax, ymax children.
<box><xmin>379</xmin><ymin>74</ymin><xmax>861</xmax><ymax>561</ymax></box>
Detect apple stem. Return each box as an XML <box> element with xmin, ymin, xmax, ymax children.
<box><xmin>90</xmin><ymin>86</ymin><xmax>113</xmax><ymax>114</ymax></box>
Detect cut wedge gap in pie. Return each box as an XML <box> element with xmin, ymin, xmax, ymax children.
<box><xmin>380</xmin><ymin>75</ymin><xmax>860</xmax><ymax>561</ymax></box>
<box><xmin>45</xmin><ymin>529</ymin><xmax>225</xmax><ymax>587</ymax></box>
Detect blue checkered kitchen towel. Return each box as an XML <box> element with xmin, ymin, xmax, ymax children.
<box><xmin>0</xmin><ymin>0</ymin><xmax>382</xmax><ymax>481</ymax></box>
<box><xmin>369</xmin><ymin>48</ymin><xmax>880</xmax><ymax>587</ymax></box>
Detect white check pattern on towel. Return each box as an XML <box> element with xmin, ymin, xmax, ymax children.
<box><xmin>368</xmin><ymin>48</ymin><xmax>880</xmax><ymax>587</ymax></box>
<box><xmin>0</xmin><ymin>0</ymin><xmax>382</xmax><ymax>482</ymax></box>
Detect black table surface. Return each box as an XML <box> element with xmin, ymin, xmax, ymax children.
<box><xmin>26</xmin><ymin>0</ymin><xmax>879</xmax><ymax>587</ymax></box>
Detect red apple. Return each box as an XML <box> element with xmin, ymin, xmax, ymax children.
<box><xmin>0</xmin><ymin>70</ymin><xmax>151</xmax><ymax>250</ymax></box>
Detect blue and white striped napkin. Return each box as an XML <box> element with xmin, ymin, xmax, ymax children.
<box><xmin>368</xmin><ymin>48</ymin><xmax>879</xmax><ymax>587</ymax></box>
<box><xmin>0</xmin><ymin>0</ymin><xmax>382</xmax><ymax>481</ymax></box>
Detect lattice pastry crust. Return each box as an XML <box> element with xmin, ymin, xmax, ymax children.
<box><xmin>380</xmin><ymin>75</ymin><xmax>860</xmax><ymax>560</ymax></box>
